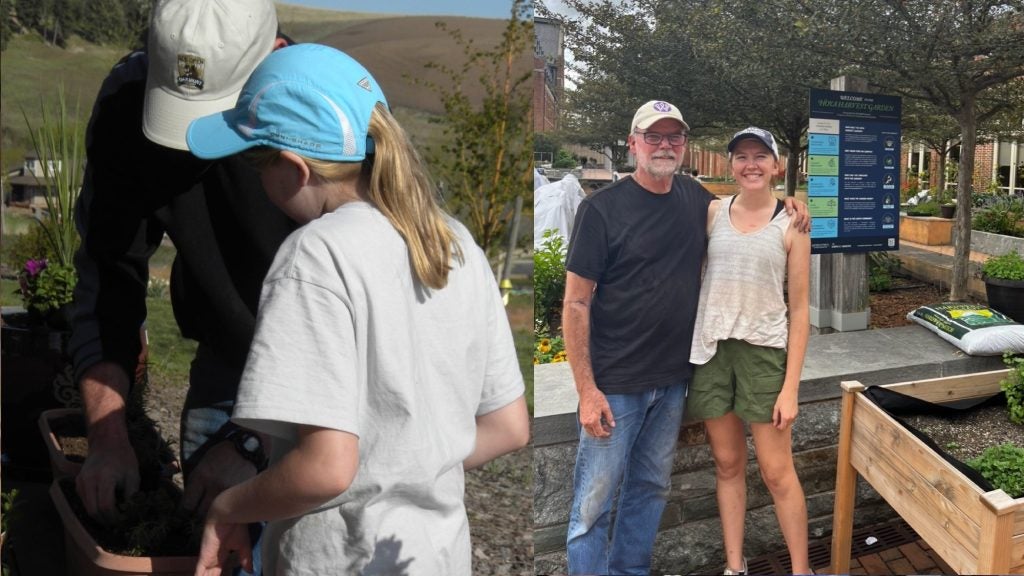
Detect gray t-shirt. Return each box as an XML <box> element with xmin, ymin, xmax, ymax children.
<box><xmin>233</xmin><ymin>202</ymin><xmax>524</xmax><ymax>575</ymax></box>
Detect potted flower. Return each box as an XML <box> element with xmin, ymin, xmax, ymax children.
<box><xmin>1</xmin><ymin>89</ymin><xmax>84</xmax><ymax>472</ymax></box>
<box><xmin>981</xmin><ymin>251</ymin><xmax>1024</xmax><ymax>322</ymax></box>
<box><xmin>940</xmin><ymin>199</ymin><xmax>956</xmax><ymax>219</ymax></box>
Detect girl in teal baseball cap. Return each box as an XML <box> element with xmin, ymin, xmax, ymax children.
<box><xmin>188</xmin><ymin>43</ymin><xmax>529</xmax><ymax>575</ymax></box>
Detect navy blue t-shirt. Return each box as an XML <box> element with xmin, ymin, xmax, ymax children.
<box><xmin>565</xmin><ymin>174</ymin><xmax>714</xmax><ymax>394</ymax></box>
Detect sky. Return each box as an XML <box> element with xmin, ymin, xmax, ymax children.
<box><xmin>283</xmin><ymin>0</ymin><xmax>517</xmax><ymax>19</ymax></box>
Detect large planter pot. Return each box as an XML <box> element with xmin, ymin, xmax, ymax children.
<box><xmin>49</xmin><ymin>481</ymin><xmax>196</xmax><ymax>576</ymax></box>
<box><xmin>1</xmin><ymin>309</ymin><xmax>78</xmax><ymax>474</ymax></box>
<box><xmin>38</xmin><ymin>408</ymin><xmax>87</xmax><ymax>479</ymax></box>
<box><xmin>985</xmin><ymin>277</ymin><xmax>1024</xmax><ymax>323</ymax></box>
<box><xmin>831</xmin><ymin>370</ymin><xmax>1024</xmax><ymax>575</ymax></box>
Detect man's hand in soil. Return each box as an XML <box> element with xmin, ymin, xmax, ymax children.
<box><xmin>77</xmin><ymin>361</ymin><xmax>140</xmax><ymax>524</ymax></box>
<box><xmin>75</xmin><ymin>434</ymin><xmax>140</xmax><ymax>525</ymax></box>
<box><xmin>183</xmin><ymin>441</ymin><xmax>259</xmax><ymax>517</ymax></box>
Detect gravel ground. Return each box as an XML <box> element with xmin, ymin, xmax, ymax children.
<box><xmin>143</xmin><ymin>374</ymin><xmax>534</xmax><ymax>575</ymax></box>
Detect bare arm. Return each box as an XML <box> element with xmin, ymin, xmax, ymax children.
<box><xmin>774</xmin><ymin>226</ymin><xmax>811</xmax><ymax>429</ymax></box>
<box><xmin>563</xmin><ymin>271</ymin><xmax>614</xmax><ymax>437</ymax></box>
<box><xmin>76</xmin><ymin>361</ymin><xmax>139</xmax><ymax>524</ymax></box>
<box><xmin>464</xmin><ymin>395</ymin><xmax>530</xmax><ymax>470</ymax></box>
<box><xmin>195</xmin><ymin>426</ymin><xmax>359</xmax><ymax>575</ymax></box>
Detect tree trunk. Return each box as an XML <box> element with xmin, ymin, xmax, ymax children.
<box><xmin>936</xmin><ymin>153</ymin><xmax>946</xmax><ymax>203</ymax></box>
<box><xmin>950</xmin><ymin>99</ymin><xmax>977</xmax><ymax>301</ymax></box>
<box><xmin>786</xmin><ymin>148</ymin><xmax>800</xmax><ymax>197</ymax></box>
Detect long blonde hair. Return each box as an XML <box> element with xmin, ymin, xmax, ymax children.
<box><xmin>248</xmin><ymin>104</ymin><xmax>463</xmax><ymax>290</ymax></box>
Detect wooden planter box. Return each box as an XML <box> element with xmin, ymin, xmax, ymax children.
<box><xmin>899</xmin><ymin>215</ymin><xmax>953</xmax><ymax>245</ymax></box>
<box><xmin>830</xmin><ymin>370</ymin><xmax>1024</xmax><ymax>574</ymax></box>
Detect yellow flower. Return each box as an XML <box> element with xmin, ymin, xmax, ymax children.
<box><xmin>537</xmin><ymin>338</ymin><xmax>551</xmax><ymax>354</ymax></box>
<box><xmin>533</xmin><ymin>357</ymin><xmax>540</xmax><ymax>365</ymax></box>
<box><xmin>553</xmin><ymin>350</ymin><xmax>567</xmax><ymax>362</ymax></box>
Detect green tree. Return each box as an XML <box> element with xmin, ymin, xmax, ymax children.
<box><xmin>552</xmin><ymin>148</ymin><xmax>576</xmax><ymax>168</ymax></box>
<box><xmin>418</xmin><ymin>0</ymin><xmax>533</xmax><ymax>257</ymax></box>
<box><xmin>0</xmin><ymin>0</ymin><xmax>14</xmax><ymax>51</ymax></box>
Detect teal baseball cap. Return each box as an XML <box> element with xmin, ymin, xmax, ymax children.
<box><xmin>187</xmin><ymin>43</ymin><xmax>388</xmax><ymax>161</ymax></box>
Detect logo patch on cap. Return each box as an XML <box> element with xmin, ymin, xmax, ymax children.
<box><xmin>357</xmin><ymin>77</ymin><xmax>372</xmax><ymax>92</ymax></box>
<box><xmin>176</xmin><ymin>54</ymin><xmax>206</xmax><ymax>90</ymax></box>
<box><xmin>653</xmin><ymin>101</ymin><xmax>671</xmax><ymax>112</ymax></box>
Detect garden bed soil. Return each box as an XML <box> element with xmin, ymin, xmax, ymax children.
<box><xmin>869</xmin><ymin>278</ymin><xmax>1021</xmax><ymax>462</ymax></box>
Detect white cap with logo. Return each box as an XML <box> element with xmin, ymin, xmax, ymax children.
<box><xmin>143</xmin><ymin>0</ymin><xmax>278</xmax><ymax>150</ymax></box>
<box><xmin>631</xmin><ymin>100</ymin><xmax>690</xmax><ymax>133</ymax></box>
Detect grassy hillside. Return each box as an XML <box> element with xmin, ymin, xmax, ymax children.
<box><xmin>1</xmin><ymin>4</ymin><xmax>512</xmax><ymax>177</ymax></box>
<box><xmin>0</xmin><ymin>34</ymin><xmax>125</xmax><ymax>175</ymax></box>
<box><xmin>315</xmin><ymin>16</ymin><xmax>510</xmax><ymax>115</ymax></box>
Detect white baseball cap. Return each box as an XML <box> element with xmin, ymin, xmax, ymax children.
<box><xmin>631</xmin><ymin>100</ymin><xmax>690</xmax><ymax>133</ymax></box>
<box><xmin>143</xmin><ymin>0</ymin><xmax>278</xmax><ymax>150</ymax></box>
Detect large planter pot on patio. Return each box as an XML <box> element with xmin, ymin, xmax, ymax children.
<box><xmin>985</xmin><ymin>277</ymin><xmax>1024</xmax><ymax>323</ymax></box>
<box><xmin>830</xmin><ymin>370</ymin><xmax>1024</xmax><ymax>575</ymax></box>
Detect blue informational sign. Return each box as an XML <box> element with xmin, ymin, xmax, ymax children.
<box><xmin>807</xmin><ymin>89</ymin><xmax>901</xmax><ymax>254</ymax></box>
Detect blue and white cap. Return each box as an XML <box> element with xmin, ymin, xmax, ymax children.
<box><xmin>187</xmin><ymin>44</ymin><xmax>388</xmax><ymax>161</ymax></box>
<box><xmin>727</xmin><ymin>126</ymin><xmax>779</xmax><ymax>159</ymax></box>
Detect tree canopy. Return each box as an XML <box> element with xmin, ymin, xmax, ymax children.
<box><xmin>545</xmin><ymin>0</ymin><xmax>1024</xmax><ymax>299</ymax></box>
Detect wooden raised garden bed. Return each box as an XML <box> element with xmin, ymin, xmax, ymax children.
<box><xmin>830</xmin><ymin>369</ymin><xmax>1024</xmax><ymax>574</ymax></box>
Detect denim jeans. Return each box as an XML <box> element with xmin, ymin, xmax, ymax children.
<box><xmin>181</xmin><ymin>402</ymin><xmax>263</xmax><ymax>576</ymax></box>
<box><xmin>566</xmin><ymin>382</ymin><xmax>687</xmax><ymax>575</ymax></box>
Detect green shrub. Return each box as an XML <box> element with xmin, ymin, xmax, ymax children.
<box><xmin>905</xmin><ymin>200</ymin><xmax>939</xmax><ymax>216</ymax></box>
<box><xmin>967</xmin><ymin>443</ymin><xmax>1024</xmax><ymax>498</ymax></box>
<box><xmin>534</xmin><ymin>230</ymin><xmax>566</xmax><ymax>336</ymax></box>
<box><xmin>972</xmin><ymin>195</ymin><xmax>1024</xmax><ymax>237</ymax></box>
<box><xmin>868</xmin><ymin>252</ymin><xmax>899</xmax><ymax>292</ymax></box>
<box><xmin>552</xmin><ymin>148</ymin><xmax>577</xmax><ymax>169</ymax></box>
<box><xmin>981</xmin><ymin>251</ymin><xmax>1024</xmax><ymax>281</ymax></box>
<box><xmin>1002</xmin><ymin>353</ymin><xmax>1024</xmax><ymax>425</ymax></box>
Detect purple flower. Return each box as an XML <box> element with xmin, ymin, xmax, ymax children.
<box><xmin>24</xmin><ymin>258</ymin><xmax>48</xmax><ymax>277</ymax></box>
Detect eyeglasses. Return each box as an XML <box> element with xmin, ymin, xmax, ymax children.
<box><xmin>634</xmin><ymin>130</ymin><xmax>688</xmax><ymax>146</ymax></box>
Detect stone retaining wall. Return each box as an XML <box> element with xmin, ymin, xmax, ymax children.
<box><xmin>953</xmin><ymin>230</ymin><xmax>1024</xmax><ymax>257</ymax></box>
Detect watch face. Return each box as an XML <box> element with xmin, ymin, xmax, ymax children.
<box><xmin>242</xmin><ymin>435</ymin><xmax>260</xmax><ymax>452</ymax></box>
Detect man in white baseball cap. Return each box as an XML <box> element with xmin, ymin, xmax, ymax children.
<box><xmin>142</xmin><ymin>0</ymin><xmax>279</xmax><ymax>149</ymax></box>
<box><xmin>71</xmin><ymin>2</ymin><xmax>290</xmax><ymax>574</ymax></box>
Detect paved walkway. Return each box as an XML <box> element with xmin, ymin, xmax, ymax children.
<box><xmin>748</xmin><ymin>517</ymin><xmax>956</xmax><ymax>575</ymax></box>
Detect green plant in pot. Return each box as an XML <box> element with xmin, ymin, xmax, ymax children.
<box><xmin>981</xmin><ymin>251</ymin><xmax>1024</xmax><ymax>322</ymax></box>
<box><xmin>9</xmin><ymin>88</ymin><xmax>83</xmax><ymax>330</ymax></box>
<box><xmin>1</xmin><ymin>88</ymin><xmax>85</xmax><ymax>472</ymax></box>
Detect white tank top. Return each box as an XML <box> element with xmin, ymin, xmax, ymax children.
<box><xmin>690</xmin><ymin>195</ymin><xmax>791</xmax><ymax>365</ymax></box>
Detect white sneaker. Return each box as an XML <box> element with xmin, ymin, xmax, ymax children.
<box><xmin>723</xmin><ymin>557</ymin><xmax>747</xmax><ymax>575</ymax></box>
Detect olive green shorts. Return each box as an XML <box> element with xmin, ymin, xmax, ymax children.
<box><xmin>687</xmin><ymin>339</ymin><xmax>787</xmax><ymax>423</ymax></box>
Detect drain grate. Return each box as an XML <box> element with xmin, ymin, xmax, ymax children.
<box><xmin>745</xmin><ymin>518</ymin><xmax>922</xmax><ymax>575</ymax></box>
